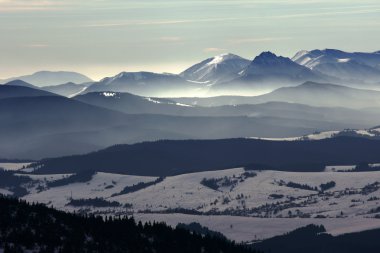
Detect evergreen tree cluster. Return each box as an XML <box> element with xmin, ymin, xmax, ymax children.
<box><xmin>46</xmin><ymin>170</ymin><xmax>96</xmax><ymax>188</ymax></box>
<box><xmin>112</xmin><ymin>177</ymin><xmax>165</xmax><ymax>197</ymax></box>
<box><xmin>319</xmin><ymin>181</ymin><xmax>336</xmax><ymax>192</ymax></box>
<box><xmin>0</xmin><ymin>170</ymin><xmax>31</xmax><ymax>197</ymax></box>
<box><xmin>66</xmin><ymin>197</ymin><xmax>121</xmax><ymax>208</ymax></box>
<box><xmin>0</xmin><ymin>195</ymin><xmax>256</xmax><ymax>253</ymax></box>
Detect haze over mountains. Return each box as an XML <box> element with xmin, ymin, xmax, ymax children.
<box><xmin>2</xmin><ymin>49</ymin><xmax>380</xmax><ymax>159</ymax></box>
<box><xmin>2</xmin><ymin>49</ymin><xmax>380</xmax><ymax>98</ymax></box>
<box><xmin>74</xmin><ymin>49</ymin><xmax>380</xmax><ymax>97</ymax></box>
<box><xmin>1</xmin><ymin>49</ymin><xmax>380</xmax><ymax>158</ymax></box>
<box><xmin>172</xmin><ymin>82</ymin><xmax>380</xmax><ymax>109</ymax></box>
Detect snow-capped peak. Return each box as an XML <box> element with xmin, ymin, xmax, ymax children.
<box><xmin>206</xmin><ymin>53</ymin><xmax>240</xmax><ymax>66</ymax></box>
<box><xmin>180</xmin><ymin>53</ymin><xmax>250</xmax><ymax>84</ymax></box>
<box><xmin>292</xmin><ymin>50</ymin><xmax>310</xmax><ymax>61</ymax></box>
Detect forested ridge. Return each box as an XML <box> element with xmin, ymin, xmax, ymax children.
<box><xmin>0</xmin><ymin>195</ymin><xmax>256</xmax><ymax>253</ymax></box>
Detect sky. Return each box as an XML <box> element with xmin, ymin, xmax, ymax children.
<box><xmin>1</xmin><ymin>0</ymin><xmax>380</xmax><ymax>80</ymax></box>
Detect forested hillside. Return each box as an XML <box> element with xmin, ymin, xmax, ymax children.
<box><xmin>0</xmin><ymin>196</ymin><xmax>255</xmax><ymax>253</ymax></box>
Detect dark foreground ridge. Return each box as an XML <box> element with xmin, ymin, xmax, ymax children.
<box><xmin>0</xmin><ymin>195</ymin><xmax>255</xmax><ymax>253</ymax></box>
<box><xmin>253</xmin><ymin>224</ymin><xmax>380</xmax><ymax>253</ymax></box>
<box><xmin>34</xmin><ymin>136</ymin><xmax>380</xmax><ymax>176</ymax></box>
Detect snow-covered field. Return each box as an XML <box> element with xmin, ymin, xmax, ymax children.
<box><xmin>0</xmin><ymin>162</ymin><xmax>32</xmax><ymax>171</ymax></box>
<box><xmin>2</xmin><ymin>166</ymin><xmax>380</xmax><ymax>242</ymax></box>
<box><xmin>24</xmin><ymin>172</ymin><xmax>157</xmax><ymax>209</ymax></box>
<box><xmin>134</xmin><ymin>214</ymin><xmax>380</xmax><ymax>242</ymax></box>
<box><xmin>14</xmin><ymin>168</ymin><xmax>380</xmax><ymax>219</ymax></box>
<box><xmin>250</xmin><ymin>128</ymin><xmax>380</xmax><ymax>141</ymax></box>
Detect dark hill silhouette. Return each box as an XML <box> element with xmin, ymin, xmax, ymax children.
<box><xmin>0</xmin><ymin>84</ymin><xmax>57</xmax><ymax>99</ymax></box>
<box><xmin>254</xmin><ymin>224</ymin><xmax>380</xmax><ymax>253</ymax></box>
<box><xmin>34</xmin><ymin>137</ymin><xmax>380</xmax><ymax>176</ymax></box>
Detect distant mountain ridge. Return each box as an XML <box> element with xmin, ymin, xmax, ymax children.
<box><xmin>0</xmin><ymin>85</ymin><xmax>58</xmax><ymax>99</ymax></box>
<box><xmin>73</xmin><ymin>90</ymin><xmax>380</xmax><ymax>130</ymax></box>
<box><xmin>84</xmin><ymin>71</ymin><xmax>201</xmax><ymax>97</ymax></box>
<box><xmin>209</xmin><ymin>52</ymin><xmax>332</xmax><ymax>95</ymax></box>
<box><xmin>240</xmin><ymin>52</ymin><xmax>323</xmax><ymax>82</ymax></box>
<box><xmin>171</xmin><ymin>81</ymin><xmax>380</xmax><ymax>109</ymax></box>
<box><xmin>3</xmin><ymin>79</ymin><xmax>39</xmax><ymax>89</ymax></box>
<box><xmin>43</xmin><ymin>82</ymin><xmax>90</xmax><ymax>97</ymax></box>
<box><xmin>5</xmin><ymin>84</ymin><xmax>379</xmax><ymax>159</ymax></box>
<box><xmin>32</xmin><ymin>137</ymin><xmax>380</xmax><ymax>175</ymax></box>
<box><xmin>292</xmin><ymin>49</ymin><xmax>380</xmax><ymax>84</ymax></box>
<box><xmin>82</xmin><ymin>51</ymin><xmax>333</xmax><ymax>97</ymax></box>
<box><xmin>3</xmin><ymin>49</ymin><xmax>378</xmax><ymax>97</ymax></box>
<box><xmin>0</xmin><ymin>71</ymin><xmax>93</xmax><ymax>87</ymax></box>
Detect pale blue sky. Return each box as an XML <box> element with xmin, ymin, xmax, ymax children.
<box><xmin>1</xmin><ymin>0</ymin><xmax>379</xmax><ymax>80</ymax></box>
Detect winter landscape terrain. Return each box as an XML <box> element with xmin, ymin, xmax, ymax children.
<box><xmin>3</xmin><ymin>43</ymin><xmax>380</xmax><ymax>253</ymax></box>
<box><xmin>3</xmin><ymin>0</ymin><xmax>380</xmax><ymax>251</ymax></box>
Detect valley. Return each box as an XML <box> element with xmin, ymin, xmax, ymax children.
<box><xmin>2</xmin><ymin>163</ymin><xmax>380</xmax><ymax>243</ymax></box>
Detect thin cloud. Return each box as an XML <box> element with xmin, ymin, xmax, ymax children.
<box><xmin>203</xmin><ymin>47</ymin><xmax>227</xmax><ymax>52</ymax></box>
<box><xmin>81</xmin><ymin>17</ymin><xmax>246</xmax><ymax>28</ymax></box>
<box><xmin>24</xmin><ymin>44</ymin><xmax>50</xmax><ymax>48</ymax></box>
<box><xmin>82</xmin><ymin>20</ymin><xmax>189</xmax><ymax>28</ymax></box>
<box><xmin>159</xmin><ymin>37</ymin><xmax>182</xmax><ymax>42</ymax></box>
<box><xmin>0</xmin><ymin>0</ymin><xmax>68</xmax><ymax>12</ymax></box>
<box><xmin>80</xmin><ymin>6</ymin><xmax>380</xmax><ymax>29</ymax></box>
<box><xmin>273</xmin><ymin>8</ymin><xmax>380</xmax><ymax>19</ymax></box>
<box><xmin>230</xmin><ymin>37</ymin><xmax>292</xmax><ymax>44</ymax></box>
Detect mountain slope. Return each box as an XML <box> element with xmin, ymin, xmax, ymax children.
<box><xmin>0</xmin><ymin>71</ymin><xmax>93</xmax><ymax>87</ymax></box>
<box><xmin>85</xmin><ymin>72</ymin><xmax>201</xmax><ymax>97</ymax></box>
<box><xmin>240</xmin><ymin>52</ymin><xmax>323</xmax><ymax>82</ymax></box>
<box><xmin>73</xmin><ymin>91</ymin><xmax>188</xmax><ymax>114</ymax></box>
<box><xmin>42</xmin><ymin>82</ymin><xmax>89</xmax><ymax>97</ymax></box>
<box><xmin>210</xmin><ymin>52</ymin><xmax>330</xmax><ymax>95</ymax></box>
<box><xmin>292</xmin><ymin>49</ymin><xmax>380</xmax><ymax>84</ymax></box>
<box><xmin>293</xmin><ymin>49</ymin><xmax>380</xmax><ymax>69</ymax></box>
<box><xmin>0</xmin><ymin>95</ymin><xmax>206</xmax><ymax>159</ymax></box>
<box><xmin>254</xmin><ymin>81</ymin><xmax>380</xmax><ymax>108</ymax></box>
<box><xmin>73</xmin><ymin>91</ymin><xmax>380</xmax><ymax>129</ymax></box>
<box><xmin>180</xmin><ymin>53</ymin><xmax>250</xmax><ymax>85</ymax></box>
<box><xmin>0</xmin><ymin>84</ymin><xmax>58</xmax><ymax>99</ymax></box>
<box><xmin>3</xmin><ymin>79</ymin><xmax>39</xmax><ymax>89</ymax></box>
<box><xmin>3</xmin><ymin>92</ymin><xmax>359</xmax><ymax>159</ymax></box>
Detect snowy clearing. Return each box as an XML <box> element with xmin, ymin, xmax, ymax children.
<box><xmin>134</xmin><ymin>213</ymin><xmax>380</xmax><ymax>242</ymax></box>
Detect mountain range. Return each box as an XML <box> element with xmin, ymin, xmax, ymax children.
<box><xmin>2</xmin><ymin>49</ymin><xmax>380</xmax><ymax>97</ymax></box>
<box><xmin>76</xmin><ymin>49</ymin><xmax>380</xmax><ymax>97</ymax></box>
<box><xmin>3</xmin><ymin>84</ymin><xmax>380</xmax><ymax>159</ymax></box>
<box><xmin>171</xmin><ymin>81</ymin><xmax>380</xmax><ymax>109</ymax></box>
<box><xmin>2</xmin><ymin>48</ymin><xmax>380</xmax><ymax>159</ymax></box>
<box><xmin>0</xmin><ymin>71</ymin><xmax>93</xmax><ymax>87</ymax></box>
<box><xmin>293</xmin><ymin>49</ymin><xmax>380</xmax><ymax>85</ymax></box>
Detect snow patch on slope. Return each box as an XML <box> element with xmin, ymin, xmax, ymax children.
<box><xmin>102</xmin><ymin>92</ymin><xmax>117</xmax><ymax>97</ymax></box>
